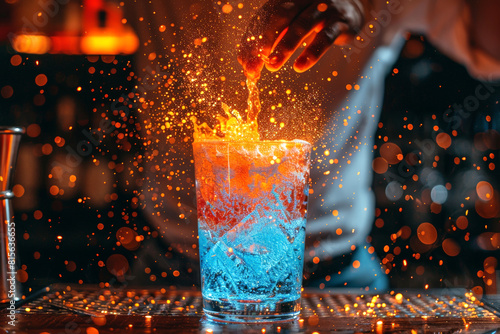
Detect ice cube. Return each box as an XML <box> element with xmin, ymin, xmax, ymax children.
<box><xmin>202</xmin><ymin>256</ymin><xmax>238</xmax><ymax>297</ymax></box>
<box><xmin>202</xmin><ymin>205</ymin><xmax>306</xmax><ymax>296</ymax></box>
<box><xmin>279</xmin><ymin>218</ymin><xmax>306</xmax><ymax>243</ymax></box>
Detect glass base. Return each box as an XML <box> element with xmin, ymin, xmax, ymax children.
<box><xmin>203</xmin><ymin>297</ymin><xmax>301</xmax><ymax>323</ymax></box>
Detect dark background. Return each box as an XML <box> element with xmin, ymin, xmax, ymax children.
<box><xmin>1</xmin><ymin>34</ymin><xmax>499</xmax><ymax>294</ymax></box>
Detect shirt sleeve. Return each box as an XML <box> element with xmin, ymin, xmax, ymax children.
<box><xmin>381</xmin><ymin>0</ymin><xmax>500</xmax><ymax>80</ymax></box>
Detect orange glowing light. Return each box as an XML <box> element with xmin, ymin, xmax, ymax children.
<box><xmin>41</xmin><ymin>143</ymin><xmax>53</xmax><ymax>155</ymax></box>
<box><xmin>317</xmin><ymin>3</ymin><xmax>328</xmax><ymax>12</ymax></box>
<box><xmin>1</xmin><ymin>85</ymin><xmax>13</xmax><ymax>99</ymax></box>
<box><xmin>81</xmin><ymin>28</ymin><xmax>139</xmax><ymax>55</ymax></box>
<box><xmin>34</xmin><ymin>210</ymin><xmax>43</xmax><ymax>220</ymax></box>
<box><xmin>456</xmin><ymin>216</ymin><xmax>468</xmax><ymax>230</ymax></box>
<box><xmin>12</xmin><ymin>34</ymin><xmax>51</xmax><ymax>54</ymax></box>
<box><xmin>12</xmin><ymin>184</ymin><xmax>25</xmax><ymax>198</ymax></box>
<box><xmin>476</xmin><ymin>181</ymin><xmax>493</xmax><ymax>201</ymax></box>
<box><xmin>35</xmin><ymin>74</ymin><xmax>48</xmax><ymax>87</ymax></box>
<box><xmin>372</xmin><ymin>157</ymin><xmax>388</xmax><ymax>174</ymax></box>
<box><xmin>50</xmin><ymin>185</ymin><xmax>60</xmax><ymax>196</ymax></box>
<box><xmin>222</xmin><ymin>4</ymin><xmax>233</xmax><ymax>13</ymax></box>
<box><xmin>475</xmin><ymin>193</ymin><xmax>500</xmax><ymax>219</ymax></box>
<box><xmin>436</xmin><ymin>132</ymin><xmax>452</xmax><ymax>149</ymax></box>
<box><xmin>10</xmin><ymin>55</ymin><xmax>22</xmax><ymax>66</ymax></box>
<box><xmin>417</xmin><ymin>223</ymin><xmax>438</xmax><ymax>245</ymax></box>
<box><xmin>16</xmin><ymin>269</ymin><xmax>28</xmax><ymax>283</ymax></box>
<box><xmin>380</xmin><ymin>143</ymin><xmax>403</xmax><ymax>164</ymax></box>
<box><xmin>106</xmin><ymin>254</ymin><xmax>129</xmax><ymax>277</ymax></box>
<box><xmin>472</xmin><ymin>286</ymin><xmax>483</xmax><ymax>298</ymax></box>
<box><xmin>442</xmin><ymin>238</ymin><xmax>460</xmax><ymax>257</ymax></box>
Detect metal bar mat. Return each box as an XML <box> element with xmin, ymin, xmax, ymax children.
<box><xmin>16</xmin><ymin>285</ymin><xmax>499</xmax><ymax>320</ymax></box>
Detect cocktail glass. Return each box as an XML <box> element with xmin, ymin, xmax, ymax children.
<box><xmin>193</xmin><ymin>140</ymin><xmax>312</xmax><ymax>322</ymax></box>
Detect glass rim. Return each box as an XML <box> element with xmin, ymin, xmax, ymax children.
<box><xmin>193</xmin><ymin>139</ymin><xmax>312</xmax><ymax>146</ymax></box>
<box><xmin>0</xmin><ymin>126</ymin><xmax>25</xmax><ymax>135</ymax></box>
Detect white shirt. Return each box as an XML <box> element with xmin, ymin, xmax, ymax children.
<box><xmin>304</xmin><ymin>0</ymin><xmax>500</xmax><ymax>265</ymax></box>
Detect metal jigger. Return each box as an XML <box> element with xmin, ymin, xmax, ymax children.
<box><xmin>0</xmin><ymin>126</ymin><xmax>24</xmax><ymax>304</ymax></box>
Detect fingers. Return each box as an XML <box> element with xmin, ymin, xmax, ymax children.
<box><xmin>239</xmin><ymin>0</ymin><xmax>366</xmax><ymax>76</ymax></box>
<box><xmin>293</xmin><ymin>21</ymin><xmax>348</xmax><ymax>72</ymax></box>
<box><xmin>265</xmin><ymin>4</ymin><xmax>322</xmax><ymax>71</ymax></box>
<box><xmin>238</xmin><ymin>0</ymin><xmax>311</xmax><ymax>79</ymax></box>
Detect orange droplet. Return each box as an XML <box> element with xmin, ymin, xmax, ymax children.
<box><xmin>49</xmin><ymin>185</ymin><xmax>59</xmax><ymax>196</ymax></box>
<box><xmin>41</xmin><ymin>143</ymin><xmax>53</xmax><ymax>155</ymax></box>
<box><xmin>11</xmin><ymin>54</ymin><xmax>22</xmax><ymax>66</ymax></box>
<box><xmin>86</xmin><ymin>327</ymin><xmax>99</xmax><ymax>334</ymax></box>
<box><xmin>1</xmin><ymin>85</ymin><xmax>14</xmax><ymax>99</ymax></box>
<box><xmin>12</xmin><ymin>184</ymin><xmax>25</xmax><ymax>197</ymax></box>
<box><xmin>417</xmin><ymin>222</ymin><xmax>437</xmax><ymax>245</ymax></box>
<box><xmin>475</xmin><ymin>192</ymin><xmax>500</xmax><ymax>219</ymax></box>
<box><xmin>106</xmin><ymin>254</ymin><xmax>129</xmax><ymax>277</ymax></box>
<box><xmin>380</xmin><ymin>143</ymin><xmax>403</xmax><ymax>164</ymax></box>
<box><xmin>92</xmin><ymin>316</ymin><xmax>107</xmax><ymax>326</ymax></box>
<box><xmin>317</xmin><ymin>3</ymin><xmax>328</xmax><ymax>12</ymax></box>
<box><xmin>352</xmin><ymin>260</ymin><xmax>360</xmax><ymax>269</ymax></box>
<box><xmin>436</xmin><ymin>132</ymin><xmax>452</xmax><ymax>149</ymax></box>
<box><xmin>16</xmin><ymin>269</ymin><xmax>28</xmax><ymax>283</ymax></box>
<box><xmin>34</xmin><ymin>210</ymin><xmax>43</xmax><ymax>220</ymax></box>
<box><xmin>27</xmin><ymin>124</ymin><xmax>41</xmax><ymax>137</ymax></box>
<box><xmin>476</xmin><ymin>181</ymin><xmax>493</xmax><ymax>201</ymax></box>
<box><xmin>472</xmin><ymin>286</ymin><xmax>483</xmax><ymax>298</ymax></box>
<box><xmin>222</xmin><ymin>4</ymin><xmax>233</xmax><ymax>13</ymax></box>
<box><xmin>484</xmin><ymin>256</ymin><xmax>498</xmax><ymax>272</ymax></box>
<box><xmin>372</xmin><ymin>157</ymin><xmax>388</xmax><ymax>174</ymax></box>
<box><xmin>442</xmin><ymin>238</ymin><xmax>460</xmax><ymax>256</ymax></box>
<box><xmin>35</xmin><ymin>74</ymin><xmax>48</xmax><ymax>86</ymax></box>
<box><xmin>456</xmin><ymin>216</ymin><xmax>468</xmax><ymax>230</ymax></box>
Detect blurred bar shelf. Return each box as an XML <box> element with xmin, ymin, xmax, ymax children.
<box><xmin>2</xmin><ymin>284</ymin><xmax>500</xmax><ymax>333</ymax></box>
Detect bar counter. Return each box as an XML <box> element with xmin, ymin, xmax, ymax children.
<box><xmin>1</xmin><ymin>284</ymin><xmax>499</xmax><ymax>333</ymax></box>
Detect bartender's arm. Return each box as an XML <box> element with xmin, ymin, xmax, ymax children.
<box><xmin>470</xmin><ymin>0</ymin><xmax>500</xmax><ymax>60</ymax></box>
<box><xmin>239</xmin><ymin>0</ymin><xmax>500</xmax><ymax>79</ymax></box>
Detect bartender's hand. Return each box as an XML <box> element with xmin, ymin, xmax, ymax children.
<box><xmin>238</xmin><ymin>0</ymin><xmax>365</xmax><ymax>79</ymax></box>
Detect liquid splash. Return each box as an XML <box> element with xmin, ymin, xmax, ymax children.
<box><xmin>192</xmin><ymin>78</ymin><xmax>261</xmax><ymax>142</ymax></box>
